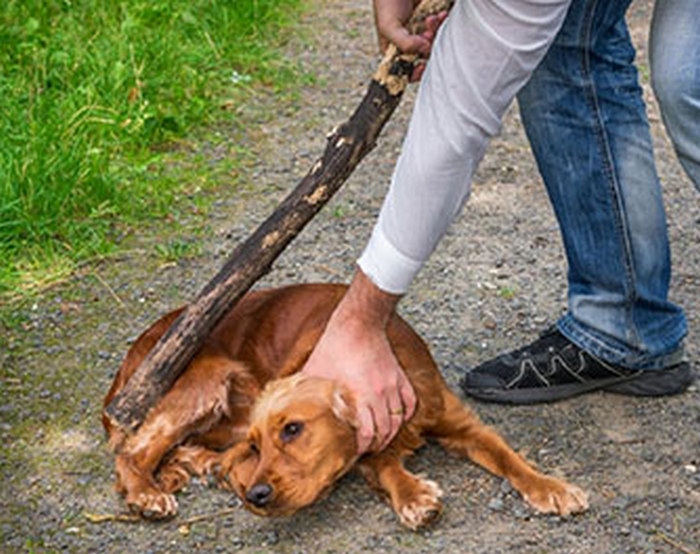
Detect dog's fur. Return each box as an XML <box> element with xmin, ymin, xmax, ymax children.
<box><xmin>103</xmin><ymin>284</ymin><xmax>588</xmax><ymax>529</ymax></box>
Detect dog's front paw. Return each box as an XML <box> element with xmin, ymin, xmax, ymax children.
<box><xmin>522</xmin><ymin>475</ymin><xmax>588</xmax><ymax>516</ymax></box>
<box><xmin>395</xmin><ymin>477</ymin><xmax>444</xmax><ymax>530</ymax></box>
<box><xmin>127</xmin><ymin>486</ymin><xmax>178</xmax><ymax>519</ymax></box>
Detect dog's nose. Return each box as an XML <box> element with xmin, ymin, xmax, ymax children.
<box><xmin>246</xmin><ymin>483</ymin><xmax>273</xmax><ymax>507</ymax></box>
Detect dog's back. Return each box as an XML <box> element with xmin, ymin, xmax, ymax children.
<box><xmin>103</xmin><ymin>283</ymin><xmax>446</xmax><ymax>438</ymax></box>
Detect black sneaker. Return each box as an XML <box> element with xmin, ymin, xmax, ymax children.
<box><xmin>460</xmin><ymin>327</ymin><xmax>696</xmax><ymax>404</ymax></box>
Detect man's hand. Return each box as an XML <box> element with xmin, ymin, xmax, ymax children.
<box><xmin>373</xmin><ymin>0</ymin><xmax>449</xmax><ymax>81</ymax></box>
<box><xmin>301</xmin><ymin>270</ymin><xmax>416</xmax><ymax>454</ymax></box>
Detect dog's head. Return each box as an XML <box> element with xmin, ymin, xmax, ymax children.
<box><xmin>220</xmin><ymin>373</ymin><xmax>359</xmax><ymax>516</ymax></box>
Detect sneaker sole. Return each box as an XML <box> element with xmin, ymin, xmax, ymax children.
<box><xmin>461</xmin><ymin>362</ymin><xmax>696</xmax><ymax>405</ymax></box>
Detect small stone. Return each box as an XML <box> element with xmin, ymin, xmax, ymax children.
<box><xmin>500</xmin><ymin>480</ymin><xmax>513</xmax><ymax>495</ymax></box>
<box><xmin>684</xmin><ymin>464</ymin><xmax>697</xmax><ymax>474</ymax></box>
<box><xmin>76</xmin><ymin>475</ymin><xmax>91</xmax><ymax>486</ymax></box>
<box><xmin>488</xmin><ymin>498</ymin><xmax>504</xmax><ymax>511</ymax></box>
<box><xmin>263</xmin><ymin>530</ymin><xmax>279</xmax><ymax>546</ymax></box>
<box><xmin>206</xmin><ymin>473</ymin><xmax>219</xmax><ymax>488</ymax></box>
<box><xmin>619</xmin><ymin>526</ymin><xmax>631</xmax><ymax>536</ymax></box>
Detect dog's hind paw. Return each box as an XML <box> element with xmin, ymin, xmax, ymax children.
<box><xmin>127</xmin><ymin>487</ymin><xmax>178</xmax><ymax>520</ymax></box>
<box><xmin>396</xmin><ymin>477</ymin><xmax>444</xmax><ymax>530</ymax></box>
<box><xmin>522</xmin><ymin>475</ymin><xmax>588</xmax><ymax>517</ymax></box>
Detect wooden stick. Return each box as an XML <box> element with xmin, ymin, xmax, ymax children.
<box><xmin>105</xmin><ymin>0</ymin><xmax>455</xmax><ymax>433</ymax></box>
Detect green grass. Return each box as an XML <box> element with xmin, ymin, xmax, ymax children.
<box><xmin>0</xmin><ymin>0</ymin><xmax>307</xmax><ymax>297</ymax></box>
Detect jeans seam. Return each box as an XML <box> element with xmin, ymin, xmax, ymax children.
<box><xmin>558</xmin><ymin>313</ymin><xmax>686</xmax><ymax>369</ymax></box>
<box><xmin>578</xmin><ymin>0</ymin><xmax>641</xmax><ymax>347</ymax></box>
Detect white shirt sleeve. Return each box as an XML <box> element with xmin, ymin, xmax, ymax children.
<box><xmin>358</xmin><ymin>0</ymin><xmax>572</xmax><ymax>294</ymax></box>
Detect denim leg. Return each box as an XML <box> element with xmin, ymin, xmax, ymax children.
<box><xmin>650</xmin><ymin>0</ymin><xmax>700</xmax><ymax>191</ymax></box>
<box><xmin>517</xmin><ymin>0</ymin><xmax>687</xmax><ymax>369</ymax></box>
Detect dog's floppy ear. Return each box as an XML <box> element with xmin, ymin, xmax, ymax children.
<box><xmin>331</xmin><ymin>387</ymin><xmax>358</xmax><ymax>429</ymax></box>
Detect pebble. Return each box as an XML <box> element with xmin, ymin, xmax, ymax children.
<box><xmin>499</xmin><ymin>479</ymin><xmax>513</xmax><ymax>495</ymax></box>
<box><xmin>76</xmin><ymin>475</ymin><xmax>91</xmax><ymax>486</ymax></box>
<box><xmin>262</xmin><ymin>530</ymin><xmax>279</xmax><ymax>546</ymax></box>
<box><xmin>488</xmin><ymin>498</ymin><xmax>504</xmax><ymax>512</ymax></box>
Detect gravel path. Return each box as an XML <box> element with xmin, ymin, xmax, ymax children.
<box><xmin>1</xmin><ymin>0</ymin><xmax>699</xmax><ymax>552</ymax></box>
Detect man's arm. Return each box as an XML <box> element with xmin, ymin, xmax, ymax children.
<box><xmin>304</xmin><ymin>0</ymin><xmax>571</xmax><ymax>453</ymax></box>
<box><xmin>302</xmin><ymin>1</ymin><xmax>446</xmax><ymax>454</ymax></box>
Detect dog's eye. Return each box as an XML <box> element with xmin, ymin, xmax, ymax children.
<box><xmin>249</xmin><ymin>442</ymin><xmax>259</xmax><ymax>455</ymax></box>
<box><xmin>280</xmin><ymin>421</ymin><xmax>304</xmax><ymax>443</ymax></box>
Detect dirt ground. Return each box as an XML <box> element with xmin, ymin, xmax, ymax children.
<box><xmin>2</xmin><ymin>0</ymin><xmax>699</xmax><ymax>552</ymax></box>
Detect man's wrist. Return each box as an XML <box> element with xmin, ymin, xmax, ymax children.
<box><xmin>334</xmin><ymin>268</ymin><xmax>401</xmax><ymax>330</ymax></box>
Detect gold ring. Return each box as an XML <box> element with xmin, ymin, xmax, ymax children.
<box><xmin>389</xmin><ymin>409</ymin><xmax>404</xmax><ymax>416</ymax></box>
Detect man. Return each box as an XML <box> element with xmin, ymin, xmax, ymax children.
<box><xmin>302</xmin><ymin>0</ymin><xmax>697</xmax><ymax>453</ymax></box>
<box><xmin>461</xmin><ymin>0</ymin><xmax>698</xmax><ymax>404</ymax></box>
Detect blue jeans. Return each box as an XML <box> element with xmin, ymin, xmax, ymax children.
<box><xmin>651</xmin><ymin>0</ymin><xmax>700</xmax><ymax>191</ymax></box>
<box><xmin>517</xmin><ymin>0</ymin><xmax>688</xmax><ymax>369</ymax></box>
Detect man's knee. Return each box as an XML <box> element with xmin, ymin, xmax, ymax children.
<box><xmin>650</xmin><ymin>58</ymin><xmax>698</xmax><ymax>119</ymax></box>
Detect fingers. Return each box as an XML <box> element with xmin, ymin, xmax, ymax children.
<box><xmin>399</xmin><ymin>12</ymin><xmax>450</xmax><ymax>81</ymax></box>
<box><xmin>410</xmin><ymin>61</ymin><xmax>426</xmax><ymax>83</ymax></box>
<box><xmin>381</xmin><ymin>395</ymin><xmax>405</xmax><ymax>450</ymax></box>
<box><xmin>386</xmin><ymin>24</ymin><xmax>431</xmax><ymax>55</ymax></box>
<box><xmin>356</xmin><ymin>405</ymin><xmax>376</xmax><ymax>454</ymax></box>
<box><xmin>381</xmin><ymin>372</ymin><xmax>415</xmax><ymax>449</ymax></box>
<box><xmin>399</xmin><ymin>374</ymin><xmax>417</xmax><ymax>420</ymax></box>
<box><xmin>423</xmin><ymin>11</ymin><xmax>449</xmax><ymax>39</ymax></box>
<box><xmin>357</xmin><ymin>387</ymin><xmax>407</xmax><ymax>453</ymax></box>
<box><xmin>356</xmin><ymin>368</ymin><xmax>417</xmax><ymax>453</ymax></box>
<box><xmin>373</xmin><ymin>397</ymin><xmax>394</xmax><ymax>451</ymax></box>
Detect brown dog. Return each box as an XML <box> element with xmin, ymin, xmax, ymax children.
<box><xmin>103</xmin><ymin>284</ymin><xmax>588</xmax><ymax>529</ymax></box>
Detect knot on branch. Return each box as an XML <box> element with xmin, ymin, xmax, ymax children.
<box><xmin>373</xmin><ymin>46</ymin><xmax>416</xmax><ymax>96</ymax></box>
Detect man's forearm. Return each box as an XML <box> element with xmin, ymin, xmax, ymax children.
<box><xmin>359</xmin><ymin>0</ymin><xmax>573</xmax><ymax>295</ymax></box>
